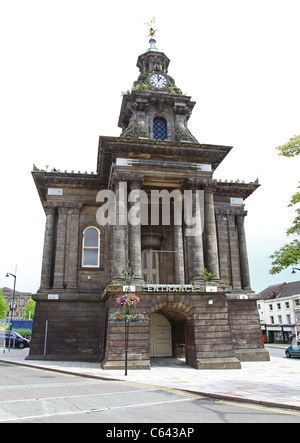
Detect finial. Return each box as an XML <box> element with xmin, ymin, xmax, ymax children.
<box><xmin>145</xmin><ymin>17</ymin><xmax>159</xmax><ymax>51</ymax></box>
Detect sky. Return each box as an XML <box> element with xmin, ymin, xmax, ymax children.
<box><xmin>0</xmin><ymin>0</ymin><xmax>299</xmax><ymax>294</ymax></box>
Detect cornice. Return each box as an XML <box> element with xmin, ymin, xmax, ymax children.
<box><xmin>32</xmin><ymin>170</ymin><xmax>102</xmax><ymax>204</ymax></box>
<box><xmin>97</xmin><ymin>136</ymin><xmax>232</xmax><ymax>186</ymax></box>
<box><xmin>214</xmin><ymin>180</ymin><xmax>260</xmax><ymax>199</ymax></box>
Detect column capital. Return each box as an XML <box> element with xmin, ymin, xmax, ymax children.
<box><xmin>185</xmin><ymin>178</ymin><xmax>217</xmax><ymax>192</ymax></box>
<box><xmin>216</xmin><ymin>208</ymin><xmax>247</xmax><ymax>221</ymax></box>
<box><xmin>110</xmin><ymin>175</ymin><xmax>123</xmax><ymax>191</ymax></box>
<box><xmin>68</xmin><ymin>203</ymin><xmax>84</xmax><ymax>214</ymax></box>
<box><xmin>56</xmin><ymin>203</ymin><xmax>68</xmax><ymax>214</ymax></box>
<box><xmin>128</xmin><ymin>176</ymin><xmax>144</xmax><ymax>191</ymax></box>
<box><xmin>43</xmin><ymin>202</ymin><xmax>56</xmax><ymax>215</ymax></box>
<box><xmin>236</xmin><ymin>210</ymin><xmax>248</xmax><ymax>221</ymax></box>
<box><xmin>202</xmin><ymin>179</ymin><xmax>217</xmax><ymax>194</ymax></box>
<box><xmin>185</xmin><ymin>178</ymin><xmax>201</xmax><ymax>190</ymax></box>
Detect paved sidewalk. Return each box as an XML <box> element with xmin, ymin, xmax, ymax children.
<box><xmin>1</xmin><ymin>347</ymin><xmax>299</xmax><ymax>411</ymax></box>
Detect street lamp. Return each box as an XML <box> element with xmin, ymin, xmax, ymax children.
<box><xmin>292</xmin><ymin>268</ymin><xmax>300</xmax><ymax>274</ymax></box>
<box><xmin>5</xmin><ymin>272</ymin><xmax>16</xmax><ymax>332</ymax></box>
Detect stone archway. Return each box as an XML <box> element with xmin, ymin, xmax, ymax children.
<box><xmin>147</xmin><ymin>299</ymin><xmax>195</xmax><ymax>366</ymax></box>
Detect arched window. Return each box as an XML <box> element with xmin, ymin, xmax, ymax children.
<box><xmin>153</xmin><ymin>117</ymin><xmax>167</xmax><ymax>140</ymax></box>
<box><xmin>82</xmin><ymin>227</ymin><xmax>100</xmax><ymax>267</ymax></box>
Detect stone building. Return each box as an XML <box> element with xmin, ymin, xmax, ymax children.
<box><xmin>2</xmin><ymin>287</ymin><xmax>32</xmax><ymax>320</ymax></box>
<box><xmin>257</xmin><ymin>281</ymin><xmax>300</xmax><ymax>344</ymax></box>
<box><xmin>29</xmin><ymin>34</ymin><xmax>269</xmax><ymax>368</ymax></box>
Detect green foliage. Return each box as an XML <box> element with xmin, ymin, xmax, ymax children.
<box><xmin>269</xmin><ymin>135</ymin><xmax>300</xmax><ymax>274</ymax></box>
<box><xmin>201</xmin><ymin>267</ymin><xmax>216</xmax><ymax>282</ymax></box>
<box><xmin>12</xmin><ymin>328</ymin><xmax>32</xmax><ymax>339</ymax></box>
<box><xmin>270</xmin><ymin>239</ymin><xmax>300</xmax><ymax>274</ymax></box>
<box><xmin>0</xmin><ymin>289</ymin><xmax>8</xmax><ymax>319</ymax></box>
<box><xmin>122</xmin><ymin>262</ymin><xmax>134</xmax><ymax>284</ymax></box>
<box><xmin>276</xmin><ymin>135</ymin><xmax>300</xmax><ymax>157</ymax></box>
<box><xmin>24</xmin><ymin>298</ymin><xmax>36</xmax><ymax>320</ymax></box>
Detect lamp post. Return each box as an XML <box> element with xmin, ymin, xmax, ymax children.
<box><xmin>5</xmin><ymin>272</ymin><xmax>17</xmax><ymax>333</ymax></box>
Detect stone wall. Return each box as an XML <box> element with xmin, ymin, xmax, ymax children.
<box><xmin>227</xmin><ymin>299</ymin><xmax>270</xmax><ymax>361</ymax></box>
<box><xmin>28</xmin><ymin>299</ymin><xmax>106</xmax><ymax>362</ymax></box>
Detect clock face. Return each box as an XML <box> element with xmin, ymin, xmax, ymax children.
<box><xmin>149</xmin><ymin>73</ymin><xmax>168</xmax><ymax>89</ymax></box>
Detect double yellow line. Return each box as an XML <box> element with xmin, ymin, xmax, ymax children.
<box><xmin>216</xmin><ymin>400</ymin><xmax>300</xmax><ymax>417</ymax></box>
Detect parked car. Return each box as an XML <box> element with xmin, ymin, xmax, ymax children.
<box><xmin>285</xmin><ymin>342</ymin><xmax>300</xmax><ymax>358</ymax></box>
<box><xmin>0</xmin><ymin>331</ymin><xmax>30</xmax><ymax>349</ymax></box>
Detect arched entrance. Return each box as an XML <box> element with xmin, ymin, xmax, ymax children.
<box><xmin>150</xmin><ymin>313</ymin><xmax>172</xmax><ymax>357</ymax></box>
<box><xmin>149</xmin><ymin>302</ymin><xmax>195</xmax><ymax>365</ymax></box>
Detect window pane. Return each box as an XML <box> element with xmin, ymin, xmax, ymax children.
<box><xmin>143</xmin><ymin>250</ymin><xmax>147</xmax><ymax>269</ymax></box>
<box><xmin>83</xmin><ymin>249</ymin><xmax>99</xmax><ymax>266</ymax></box>
<box><xmin>152</xmin><ymin>251</ymin><xmax>156</xmax><ymax>269</ymax></box>
<box><xmin>84</xmin><ymin>228</ymin><xmax>99</xmax><ymax>247</ymax></box>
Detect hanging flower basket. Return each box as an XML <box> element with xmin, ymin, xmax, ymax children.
<box><xmin>109</xmin><ymin>291</ymin><xmax>144</xmax><ymax>323</ymax></box>
<box><xmin>126</xmin><ymin>314</ymin><xmax>144</xmax><ymax>323</ymax></box>
<box><xmin>116</xmin><ymin>293</ymin><xmax>140</xmax><ymax>307</ymax></box>
<box><xmin>109</xmin><ymin>312</ymin><xmax>144</xmax><ymax>323</ymax></box>
<box><xmin>109</xmin><ymin>313</ymin><xmax>126</xmax><ymax>322</ymax></box>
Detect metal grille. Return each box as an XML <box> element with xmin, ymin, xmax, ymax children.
<box><xmin>153</xmin><ymin>117</ymin><xmax>167</xmax><ymax>140</ymax></box>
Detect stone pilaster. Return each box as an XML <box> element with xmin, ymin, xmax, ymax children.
<box><xmin>203</xmin><ymin>181</ymin><xmax>220</xmax><ymax>279</ymax></box>
<box><xmin>53</xmin><ymin>203</ymin><xmax>68</xmax><ymax>289</ymax></box>
<box><xmin>237</xmin><ymin>211</ymin><xmax>252</xmax><ymax>291</ymax></box>
<box><xmin>227</xmin><ymin>211</ymin><xmax>242</xmax><ymax>291</ymax></box>
<box><xmin>215</xmin><ymin>210</ymin><xmax>231</xmax><ymax>287</ymax></box>
<box><xmin>66</xmin><ymin>203</ymin><xmax>83</xmax><ymax>291</ymax></box>
<box><xmin>39</xmin><ymin>203</ymin><xmax>56</xmax><ymax>291</ymax></box>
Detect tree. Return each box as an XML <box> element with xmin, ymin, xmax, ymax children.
<box><xmin>269</xmin><ymin>135</ymin><xmax>300</xmax><ymax>274</ymax></box>
<box><xmin>0</xmin><ymin>289</ymin><xmax>9</xmax><ymax>319</ymax></box>
<box><xmin>24</xmin><ymin>298</ymin><xmax>36</xmax><ymax>320</ymax></box>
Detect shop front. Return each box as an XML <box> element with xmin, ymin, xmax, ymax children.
<box><xmin>266</xmin><ymin>325</ymin><xmax>295</xmax><ymax>344</ymax></box>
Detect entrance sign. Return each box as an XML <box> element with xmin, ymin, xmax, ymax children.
<box><xmin>144</xmin><ymin>284</ymin><xmax>202</xmax><ymax>292</ymax></box>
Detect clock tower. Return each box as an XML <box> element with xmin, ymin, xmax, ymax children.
<box><xmin>118</xmin><ymin>35</ymin><xmax>198</xmax><ymax>143</ymax></box>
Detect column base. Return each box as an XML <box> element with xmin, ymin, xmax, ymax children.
<box><xmin>195</xmin><ymin>357</ymin><xmax>241</xmax><ymax>370</ymax></box>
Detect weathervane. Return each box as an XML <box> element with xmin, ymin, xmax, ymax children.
<box><xmin>145</xmin><ymin>17</ymin><xmax>159</xmax><ymax>51</ymax></box>
<box><xmin>145</xmin><ymin>17</ymin><xmax>157</xmax><ymax>37</ymax></box>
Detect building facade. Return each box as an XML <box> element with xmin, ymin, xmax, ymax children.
<box><xmin>29</xmin><ymin>35</ymin><xmax>269</xmax><ymax>369</ymax></box>
<box><xmin>1</xmin><ymin>287</ymin><xmax>32</xmax><ymax>320</ymax></box>
<box><xmin>257</xmin><ymin>282</ymin><xmax>300</xmax><ymax>344</ymax></box>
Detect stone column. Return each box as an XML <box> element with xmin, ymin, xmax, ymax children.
<box><xmin>53</xmin><ymin>203</ymin><xmax>68</xmax><ymax>289</ymax></box>
<box><xmin>215</xmin><ymin>210</ymin><xmax>230</xmax><ymax>286</ymax></box>
<box><xmin>128</xmin><ymin>177</ymin><xmax>144</xmax><ymax>283</ymax></box>
<box><xmin>111</xmin><ymin>176</ymin><xmax>127</xmax><ymax>282</ymax></box>
<box><xmin>39</xmin><ymin>203</ymin><xmax>56</xmax><ymax>291</ymax></box>
<box><xmin>185</xmin><ymin>179</ymin><xmax>204</xmax><ymax>283</ymax></box>
<box><xmin>237</xmin><ymin>211</ymin><xmax>251</xmax><ymax>291</ymax></box>
<box><xmin>227</xmin><ymin>211</ymin><xmax>242</xmax><ymax>291</ymax></box>
<box><xmin>203</xmin><ymin>181</ymin><xmax>220</xmax><ymax>279</ymax></box>
<box><xmin>67</xmin><ymin>203</ymin><xmax>83</xmax><ymax>291</ymax></box>
<box><xmin>174</xmin><ymin>225</ymin><xmax>185</xmax><ymax>284</ymax></box>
